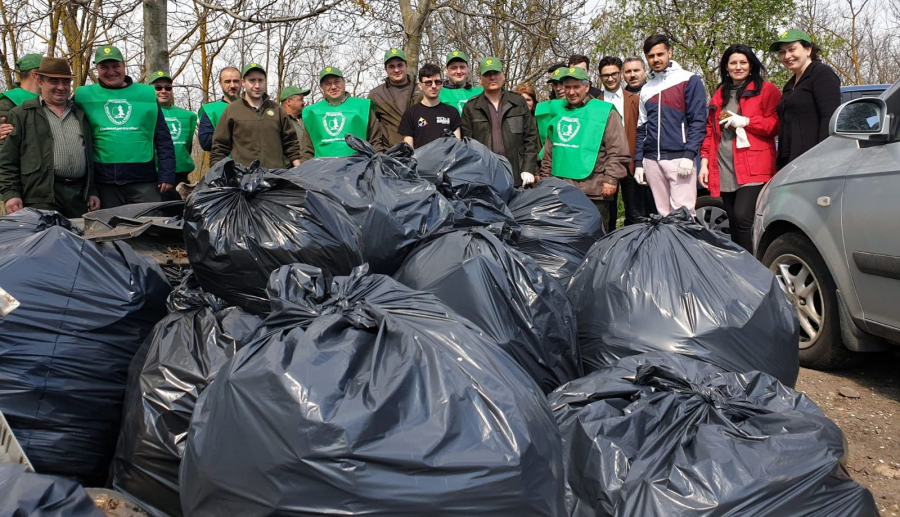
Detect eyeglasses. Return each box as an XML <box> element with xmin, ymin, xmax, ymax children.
<box><xmin>600</xmin><ymin>72</ymin><xmax>620</xmax><ymax>80</ymax></box>
<box><xmin>154</xmin><ymin>85</ymin><xmax>173</xmax><ymax>91</ymax></box>
<box><xmin>420</xmin><ymin>80</ymin><xmax>441</xmax><ymax>86</ymax></box>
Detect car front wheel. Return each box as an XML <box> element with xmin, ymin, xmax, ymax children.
<box><xmin>762</xmin><ymin>232</ymin><xmax>857</xmax><ymax>369</ymax></box>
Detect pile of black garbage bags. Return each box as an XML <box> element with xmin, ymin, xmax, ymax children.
<box><xmin>0</xmin><ymin>136</ymin><xmax>877</xmax><ymax>516</ymax></box>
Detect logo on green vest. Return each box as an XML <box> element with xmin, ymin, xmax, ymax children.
<box><xmin>104</xmin><ymin>99</ymin><xmax>133</xmax><ymax>126</ymax></box>
<box><xmin>323</xmin><ymin>112</ymin><xmax>345</xmax><ymax>137</ymax></box>
<box><xmin>557</xmin><ymin>116</ymin><xmax>581</xmax><ymax>143</ymax></box>
<box><xmin>166</xmin><ymin>117</ymin><xmax>182</xmax><ymax>140</ymax></box>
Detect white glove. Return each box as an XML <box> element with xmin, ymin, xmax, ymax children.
<box><xmin>520</xmin><ymin>172</ymin><xmax>535</xmax><ymax>186</ymax></box>
<box><xmin>676</xmin><ymin>158</ymin><xmax>694</xmax><ymax>177</ymax></box>
<box><xmin>634</xmin><ymin>167</ymin><xmax>646</xmax><ymax>185</ymax></box>
<box><xmin>719</xmin><ymin>114</ymin><xmax>749</xmax><ymax>129</ymax></box>
<box><xmin>735</xmin><ymin>128</ymin><xmax>751</xmax><ymax>149</ymax></box>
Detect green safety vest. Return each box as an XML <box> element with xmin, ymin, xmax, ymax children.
<box><xmin>535</xmin><ymin>99</ymin><xmax>567</xmax><ymax>160</ymax></box>
<box><xmin>0</xmin><ymin>88</ymin><xmax>38</xmax><ymax>106</ymax></box>
<box><xmin>548</xmin><ymin>99</ymin><xmax>613</xmax><ymax>181</ymax></box>
<box><xmin>439</xmin><ymin>86</ymin><xmax>483</xmax><ymax>114</ymax></box>
<box><xmin>161</xmin><ymin>105</ymin><xmax>198</xmax><ymax>173</ymax></box>
<box><xmin>74</xmin><ymin>83</ymin><xmax>159</xmax><ymax>164</ymax></box>
<box><xmin>302</xmin><ymin>97</ymin><xmax>370</xmax><ymax>158</ymax></box>
<box><xmin>198</xmin><ymin>100</ymin><xmax>228</xmax><ymax>131</ymax></box>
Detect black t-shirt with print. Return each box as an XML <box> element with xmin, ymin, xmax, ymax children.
<box><xmin>398</xmin><ymin>102</ymin><xmax>461</xmax><ymax>148</ymax></box>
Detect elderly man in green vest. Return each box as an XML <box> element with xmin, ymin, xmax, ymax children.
<box><xmin>211</xmin><ymin>62</ymin><xmax>301</xmax><ymax>169</ymax></box>
<box><xmin>534</xmin><ymin>66</ymin><xmax>569</xmax><ymax>161</ymax></box>
<box><xmin>73</xmin><ymin>45</ymin><xmax>175</xmax><ymax>208</ymax></box>
<box><xmin>299</xmin><ymin>67</ymin><xmax>385</xmax><ymax>162</ymax></box>
<box><xmin>539</xmin><ymin>66</ymin><xmax>630</xmax><ymax>233</ymax></box>
<box><xmin>198</xmin><ymin>66</ymin><xmax>241</xmax><ymax>152</ymax></box>
<box><xmin>150</xmin><ymin>70</ymin><xmax>196</xmax><ymax>199</ymax></box>
<box><xmin>0</xmin><ymin>54</ymin><xmax>42</xmax><ymax>137</ymax></box>
<box><xmin>439</xmin><ymin>50</ymin><xmax>483</xmax><ymax>114</ymax></box>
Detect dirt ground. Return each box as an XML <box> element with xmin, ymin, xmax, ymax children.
<box><xmin>795</xmin><ymin>351</ymin><xmax>900</xmax><ymax>516</ymax></box>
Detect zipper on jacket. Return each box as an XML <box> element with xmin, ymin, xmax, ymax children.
<box><xmin>657</xmin><ymin>93</ymin><xmax>662</xmax><ymax>159</ymax></box>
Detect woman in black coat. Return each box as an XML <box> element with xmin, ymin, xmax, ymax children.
<box><xmin>770</xmin><ymin>29</ymin><xmax>841</xmax><ymax>168</ymax></box>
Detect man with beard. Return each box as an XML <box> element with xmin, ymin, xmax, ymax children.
<box><xmin>198</xmin><ymin>66</ymin><xmax>241</xmax><ymax>151</ymax></box>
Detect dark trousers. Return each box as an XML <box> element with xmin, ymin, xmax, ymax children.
<box><xmin>721</xmin><ymin>184</ymin><xmax>765</xmax><ymax>252</ymax></box>
<box><xmin>96</xmin><ymin>182</ymin><xmax>160</xmax><ymax>209</ymax></box>
<box><xmin>30</xmin><ymin>178</ymin><xmax>88</xmax><ymax>219</ymax></box>
<box><xmin>621</xmin><ymin>174</ymin><xmax>657</xmax><ymax>225</ymax></box>
<box><xmin>592</xmin><ymin>199</ymin><xmax>616</xmax><ymax>234</ymax></box>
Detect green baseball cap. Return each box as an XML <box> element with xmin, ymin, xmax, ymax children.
<box><xmin>241</xmin><ymin>62</ymin><xmax>266</xmax><ymax>77</ymax></box>
<box><xmin>280</xmin><ymin>85</ymin><xmax>311</xmax><ymax>102</ymax></box>
<box><xmin>446</xmin><ymin>50</ymin><xmax>469</xmax><ymax>65</ymax></box>
<box><xmin>318</xmin><ymin>66</ymin><xmax>344</xmax><ymax>83</ymax></box>
<box><xmin>15</xmin><ymin>54</ymin><xmax>43</xmax><ymax>72</ymax></box>
<box><xmin>94</xmin><ymin>45</ymin><xmax>124</xmax><ymax>64</ymax></box>
<box><xmin>149</xmin><ymin>70</ymin><xmax>172</xmax><ymax>83</ymax></box>
<box><xmin>384</xmin><ymin>48</ymin><xmax>408</xmax><ymax>64</ymax></box>
<box><xmin>769</xmin><ymin>29</ymin><xmax>813</xmax><ymax>52</ymax></box>
<box><xmin>479</xmin><ymin>56</ymin><xmax>503</xmax><ymax>75</ymax></box>
<box><xmin>556</xmin><ymin>66</ymin><xmax>590</xmax><ymax>82</ymax></box>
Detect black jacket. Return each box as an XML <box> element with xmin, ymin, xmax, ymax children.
<box><xmin>460</xmin><ymin>90</ymin><xmax>539</xmax><ymax>185</ymax></box>
<box><xmin>90</xmin><ymin>76</ymin><xmax>176</xmax><ymax>185</ymax></box>
<box><xmin>776</xmin><ymin>61</ymin><xmax>841</xmax><ymax>168</ymax></box>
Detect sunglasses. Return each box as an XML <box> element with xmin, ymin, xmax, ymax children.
<box><xmin>154</xmin><ymin>85</ymin><xmax>173</xmax><ymax>91</ymax></box>
<box><xmin>420</xmin><ymin>80</ymin><xmax>441</xmax><ymax>87</ymax></box>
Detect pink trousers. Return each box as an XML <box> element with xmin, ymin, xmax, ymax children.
<box><xmin>643</xmin><ymin>159</ymin><xmax>697</xmax><ymax>216</ymax></box>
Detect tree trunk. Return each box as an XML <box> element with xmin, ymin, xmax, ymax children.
<box><xmin>143</xmin><ymin>0</ymin><xmax>169</xmax><ymax>77</ymax></box>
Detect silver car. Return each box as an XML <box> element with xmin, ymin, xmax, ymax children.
<box><xmin>753</xmin><ymin>80</ymin><xmax>900</xmax><ymax>369</ymax></box>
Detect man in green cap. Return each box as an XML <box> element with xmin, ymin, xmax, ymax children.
<box><xmin>280</xmin><ymin>85</ymin><xmax>310</xmax><ymax>143</ymax></box>
<box><xmin>211</xmin><ymin>62</ymin><xmax>301</xmax><ymax>168</ymax></box>
<box><xmin>534</xmin><ymin>65</ymin><xmax>570</xmax><ymax>161</ymax></box>
<box><xmin>367</xmin><ymin>48</ymin><xmax>422</xmax><ymax>148</ymax></box>
<box><xmin>73</xmin><ymin>45</ymin><xmax>175</xmax><ymax>208</ymax></box>
<box><xmin>0</xmin><ymin>57</ymin><xmax>99</xmax><ymax>217</ymax></box>
<box><xmin>299</xmin><ymin>67</ymin><xmax>384</xmax><ymax>162</ymax></box>
<box><xmin>539</xmin><ymin>66</ymin><xmax>630</xmax><ymax>232</ymax></box>
<box><xmin>461</xmin><ymin>57</ymin><xmax>539</xmax><ymax>187</ymax></box>
<box><xmin>150</xmin><ymin>71</ymin><xmax>196</xmax><ymax>199</ymax></box>
<box><xmin>439</xmin><ymin>50</ymin><xmax>483</xmax><ymax>114</ymax></box>
<box><xmin>0</xmin><ymin>54</ymin><xmax>42</xmax><ymax>124</ymax></box>
<box><xmin>198</xmin><ymin>66</ymin><xmax>242</xmax><ymax>152</ymax></box>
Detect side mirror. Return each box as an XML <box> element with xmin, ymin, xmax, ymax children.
<box><xmin>829</xmin><ymin>97</ymin><xmax>893</xmax><ymax>142</ymax></box>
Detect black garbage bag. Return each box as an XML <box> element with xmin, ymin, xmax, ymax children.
<box><xmin>0</xmin><ymin>209</ymin><xmax>170</xmax><ymax>485</ymax></box>
<box><xmin>415</xmin><ymin>135</ymin><xmax>515</xmax><ymax>203</ymax></box>
<box><xmin>394</xmin><ymin>227</ymin><xmax>581</xmax><ymax>393</ymax></box>
<box><xmin>285</xmin><ymin>136</ymin><xmax>453</xmax><ymax>275</ymax></box>
<box><xmin>567</xmin><ymin>208</ymin><xmax>800</xmax><ymax>386</ymax></box>
<box><xmin>111</xmin><ymin>276</ymin><xmax>263</xmax><ymax>517</ymax></box>
<box><xmin>0</xmin><ymin>464</ymin><xmax>104</xmax><ymax>517</ymax></box>
<box><xmin>184</xmin><ymin>161</ymin><xmax>363</xmax><ymax>314</ymax></box>
<box><xmin>507</xmin><ymin>177</ymin><xmax>605</xmax><ymax>285</ymax></box>
<box><xmin>180</xmin><ymin>264</ymin><xmax>566</xmax><ymax>517</ymax></box>
<box><xmin>549</xmin><ymin>353</ymin><xmax>878</xmax><ymax>517</ymax></box>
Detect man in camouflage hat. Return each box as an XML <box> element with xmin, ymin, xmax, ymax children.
<box><xmin>150</xmin><ymin>70</ymin><xmax>196</xmax><ymax>199</ymax></box>
<box><xmin>73</xmin><ymin>45</ymin><xmax>175</xmax><ymax>208</ymax></box>
<box><xmin>299</xmin><ymin>66</ymin><xmax>384</xmax><ymax>162</ymax></box>
<box><xmin>211</xmin><ymin>62</ymin><xmax>301</xmax><ymax>168</ymax></box>
<box><xmin>439</xmin><ymin>50</ymin><xmax>483</xmax><ymax>115</ymax></box>
<box><xmin>368</xmin><ymin>48</ymin><xmax>422</xmax><ymax>147</ymax></box>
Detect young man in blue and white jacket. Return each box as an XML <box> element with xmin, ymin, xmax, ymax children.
<box><xmin>634</xmin><ymin>34</ymin><xmax>707</xmax><ymax>216</ymax></box>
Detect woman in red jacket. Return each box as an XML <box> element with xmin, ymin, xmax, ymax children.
<box><xmin>700</xmin><ymin>44</ymin><xmax>781</xmax><ymax>252</ymax></box>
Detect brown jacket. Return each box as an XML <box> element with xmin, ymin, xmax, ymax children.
<box><xmin>297</xmin><ymin>94</ymin><xmax>386</xmax><ymax>163</ymax></box>
<box><xmin>367</xmin><ymin>75</ymin><xmax>422</xmax><ymax>148</ymax></box>
<box><xmin>597</xmin><ymin>88</ymin><xmax>639</xmax><ymax>173</ymax></box>
<box><xmin>539</xmin><ymin>99</ymin><xmax>630</xmax><ymax>201</ymax></box>
<box><xmin>211</xmin><ymin>94</ymin><xmax>301</xmax><ymax>169</ymax></box>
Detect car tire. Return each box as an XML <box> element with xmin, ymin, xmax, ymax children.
<box><xmin>695</xmin><ymin>196</ymin><xmax>730</xmax><ymax>237</ymax></box>
<box><xmin>762</xmin><ymin>232</ymin><xmax>858</xmax><ymax>369</ymax></box>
